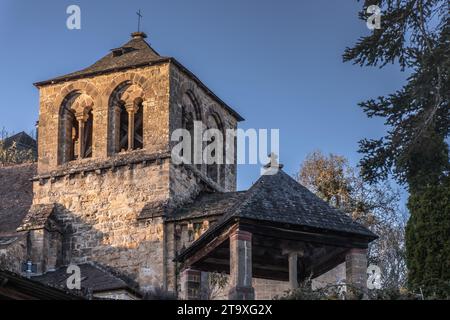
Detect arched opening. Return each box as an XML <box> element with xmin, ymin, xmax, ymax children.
<box><xmin>82</xmin><ymin>109</ymin><xmax>93</xmax><ymax>158</ymax></box>
<box><xmin>108</xmin><ymin>82</ymin><xmax>145</xmax><ymax>154</ymax></box>
<box><xmin>118</xmin><ymin>103</ymin><xmax>129</xmax><ymax>152</ymax></box>
<box><xmin>182</xmin><ymin>108</ymin><xmax>195</xmax><ymax>165</ymax></box>
<box><xmin>181</xmin><ymin>92</ymin><xmax>202</xmax><ymax>168</ymax></box>
<box><xmin>206</xmin><ymin>113</ymin><xmax>225</xmax><ymax>185</ymax></box>
<box><xmin>59</xmin><ymin>92</ymin><xmax>94</xmax><ymax>164</ymax></box>
<box><xmin>65</xmin><ymin>109</ymin><xmax>78</xmax><ymax>161</ymax></box>
<box><xmin>133</xmin><ymin>98</ymin><xmax>144</xmax><ymax>150</ymax></box>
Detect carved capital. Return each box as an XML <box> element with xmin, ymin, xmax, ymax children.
<box><xmin>125</xmin><ymin>102</ymin><xmax>139</xmax><ymax>114</ymax></box>
<box><xmin>75</xmin><ymin>111</ymin><xmax>89</xmax><ymax>123</ymax></box>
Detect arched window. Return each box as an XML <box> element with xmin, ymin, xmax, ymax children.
<box><xmin>206</xmin><ymin>113</ymin><xmax>225</xmax><ymax>185</ymax></box>
<box><xmin>63</xmin><ymin>108</ymin><xmax>78</xmax><ymax>161</ymax></box>
<box><xmin>109</xmin><ymin>83</ymin><xmax>144</xmax><ymax>154</ymax></box>
<box><xmin>118</xmin><ymin>103</ymin><xmax>128</xmax><ymax>152</ymax></box>
<box><xmin>59</xmin><ymin>92</ymin><xmax>94</xmax><ymax>164</ymax></box>
<box><xmin>181</xmin><ymin>108</ymin><xmax>195</xmax><ymax>165</ymax></box>
<box><xmin>133</xmin><ymin>99</ymin><xmax>144</xmax><ymax>150</ymax></box>
<box><xmin>181</xmin><ymin>92</ymin><xmax>202</xmax><ymax>168</ymax></box>
<box><xmin>83</xmin><ymin>109</ymin><xmax>93</xmax><ymax>158</ymax></box>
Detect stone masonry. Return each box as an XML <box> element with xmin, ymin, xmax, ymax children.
<box><xmin>29</xmin><ymin>33</ymin><xmax>240</xmax><ymax>294</ymax></box>
<box><xmin>0</xmin><ymin>33</ymin><xmax>372</xmax><ymax>299</ymax></box>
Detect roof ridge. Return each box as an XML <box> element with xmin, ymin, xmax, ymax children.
<box><xmin>35</xmin><ymin>34</ymin><xmax>167</xmax><ymax>86</ymax></box>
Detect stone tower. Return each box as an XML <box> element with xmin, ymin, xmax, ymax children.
<box><xmin>30</xmin><ymin>32</ymin><xmax>243</xmax><ymax>294</ymax></box>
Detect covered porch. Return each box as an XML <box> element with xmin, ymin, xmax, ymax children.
<box><xmin>177</xmin><ymin>219</ymin><xmax>373</xmax><ymax>300</ymax></box>
<box><xmin>175</xmin><ymin>169</ymin><xmax>377</xmax><ymax>300</ymax></box>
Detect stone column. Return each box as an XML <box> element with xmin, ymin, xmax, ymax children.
<box><xmin>345</xmin><ymin>248</ymin><xmax>368</xmax><ymax>298</ymax></box>
<box><xmin>288</xmin><ymin>252</ymin><xmax>299</xmax><ymax>290</ymax></box>
<box><xmin>28</xmin><ymin>229</ymin><xmax>49</xmax><ymax>275</ymax></box>
<box><xmin>180</xmin><ymin>268</ymin><xmax>202</xmax><ymax>300</ymax></box>
<box><xmin>125</xmin><ymin>102</ymin><xmax>138</xmax><ymax>151</ymax></box>
<box><xmin>75</xmin><ymin>112</ymin><xmax>88</xmax><ymax>159</ymax></box>
<box><xmin>228</xmin><ymin>229</ymin><xmax>254</xmax><ymax>300</ymax></box>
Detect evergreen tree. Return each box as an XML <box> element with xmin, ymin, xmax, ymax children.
<box><xmin>345</xmin><ymin>0</ymin><xmax>449</xmax><ymax>296</ymax></box>
<box><xmin>406</xmin><ymin>177</ymin><xmax>450</xmax><ymax>298</ymax></box>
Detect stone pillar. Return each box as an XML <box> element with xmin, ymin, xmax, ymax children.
<box><xmin>28</xmin><ymin>229</ymin><xmax>49</xmax><ymax>275</ymax></box>
<box><xmin>288</xmin><ymin>252</ymin><xmax>299</xmax><ymax>290</ymax></box>
<box><xmin>345</xmin><ymin>248</ymin><xmax>368</xmax><ymax>298</ymax></box>
<box><xmin>228</xmin><ymin>229</ymin><xmax>254</xmax><ymax>300</ymax></box>
<box><xmin>180</xmin><ymin>268</ymin><xmax>202</xmax><ymax>300</ymax></box>
<box><xmin>126</xmin><ymin>102</ymin><xmax>138</xmax><ymax>151</ymax></box>
<box><xmin>75</xmin><ymin>112</ymin><xmax>88</xmax><ymax>159</ymax></box>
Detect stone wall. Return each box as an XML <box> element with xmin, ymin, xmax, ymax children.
<box><xmin>0</xmin><ymin>237</ymin><xmax>27</xmax><ymax>274</ymax></box>
<box><xmin>312</xmin><ymin>262</ymin><xmax>346</xmax><ymax>290</ymax></box>
<box><xmin>169</xmin><ymin>164</ymin><xmax>204</xmax><ymax>210</ymax></box>
<box><xmin>32</xmin><ymin>158</ymin><xmax>171</xmax><ymax>293</ymax></box>
<box><xmin>210</xmin><ymin>276</ymin><xmax>290</xmax><ymax>300</ymax></box>
<box><xmin>36</xmin><ymin>63</ymin><xmax>171</xmax><ymax>174</ymax></box>
<box><xmin>33</xmin><ymin>53</ymin><xmax>241</xmax><ymax>297</ymax></box>
<box><xmin>169</xmin><ymin>64</ymin><xmax>238</xmax><ymax>191</ymax></box>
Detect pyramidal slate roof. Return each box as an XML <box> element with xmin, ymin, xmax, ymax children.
<box><xmin>1</xmin><ymin>132</ymin><xmax>37</xmax><ymax>152</ymax></box>
<box><xmin>226</xmin><ymin>169</ymin><xmax>376</xmax><ymax>238</ymax></box>
<box><xmin>178</xmin><ymin>169</ymin><xmax>377</xmax><ymax>241</ymax></box>
<box><xmin>169</xmin><ymin>191</ymin><xmax>246</xmax><ymax>222</ymax></box>
<box><xmin>35</xmin><ymin>32</ymin><xmax>169</xmax><ymax>85</ymax></box>
<box><xmin>33</xmin><ymin>32</ymin><xmax>244</xmax><ymax>121</ymax></box>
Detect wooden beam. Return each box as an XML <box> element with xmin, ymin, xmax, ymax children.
<box><xmin>240</xmin><ymin>221</ymin><xmax>369</xmax><ymax>249</ymax></box>
<box><xmin>181</xmin><ymin>223</ymin><xmax>237</xmax><ymax>269</ymax></box>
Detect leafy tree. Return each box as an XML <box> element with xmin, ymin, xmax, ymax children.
<box><xmin>298</xmin><ymin>151</ymin><xmax>407</xmax><ymax>289</ymax></box>
<box><xmin>345</xmin><ymin>0</ymin><xmax>449</xmax><ymax>296</ymax></box>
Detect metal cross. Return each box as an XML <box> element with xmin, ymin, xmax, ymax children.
<box><xmin>136</xmin><ymin>9</ymin><xmax>143</xmax><ymax>32</ymax></box>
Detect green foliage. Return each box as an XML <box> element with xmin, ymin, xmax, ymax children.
<box><xmin>344</xmin><ymin>0</ymin><xmax>449</xmax><ymax>186</ymax></box>
<box><xmin>346</xmin><ymin>0</ymin><xmax>449</xmax><ymax>298</ymax></box>
<box><xmin>406</xmin><ymin>177</ymin><xmax>450</xmax><ymax>298</ymax></box>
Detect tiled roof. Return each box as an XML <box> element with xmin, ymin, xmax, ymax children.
<box><xmin>0</xmin><ymin>164</ymin><xmax>36</xmax><ymax>237</ymax></box>
<box><xmin>227</xmin><ymin>170</ymin><xmax>376</xmax><ymax>237</ymax></box>
<box><xmin>33</xmin><ymin>33</ymin><xmax>244</xmax><ymax>121</ymax></box>
<box><xmin>36</xmin><ymin>32</ymin><xmax>168</xmax><ymax>85</ymax></box>
<box><xmin>0</xmin><ymin>270</ymin><xmax>85</xmax><ymax>300</ymax></box>
<box><xmin>16</xmin><ymin>204</ymin><xmax>55</xmax><ymax>232</ymax></box>
<box><xmin>178</xmin><ymin>169</ymin><xmax>377</xmax><ymax>240</ymax></box>
<box><xmin>32</xmin><ymin>263</ymin><xmax>138</xmax><ymax>294</ymax></box>
<box><xmin>1</xmin><ymin>132</ymin><xmax>37</xmax><ymax>152</ymax></box>
<box><xmin>167</xmin><ymin>191</ymin><xmax>245</xmax><ymax>222</ymax></box>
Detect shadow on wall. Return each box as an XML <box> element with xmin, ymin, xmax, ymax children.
<box><xmin>23</xmin><ymin>202</ymin><xmax>170</xmax><ymax>297</ymax></box>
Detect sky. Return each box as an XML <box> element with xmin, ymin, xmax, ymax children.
<box><xmin>0</xmin><ymin>0</ymin><xmax>409</xmax><ymax>204</ymax></box>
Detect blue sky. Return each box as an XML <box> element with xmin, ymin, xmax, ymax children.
<box><xmin>0</xmin><ymin>0</ymin><xmax>408</xmax><ymax>202</ymax></box>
